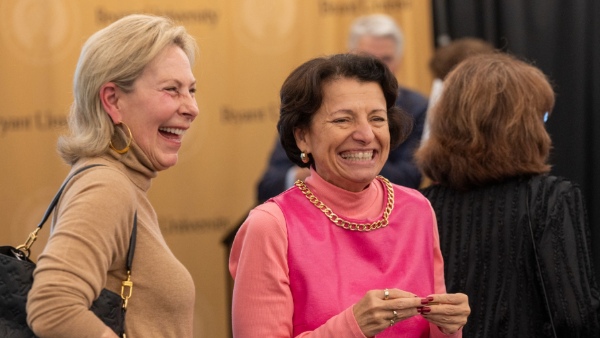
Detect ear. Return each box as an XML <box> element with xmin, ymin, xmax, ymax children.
<box><xmin>99</xmin><ymin>82</ymin><xmax>122</xmax><ymax>124</ymax></box>
<box><xmin>293</xmin><ymin>127</ymin><xmax>310</xmax><ymax>153</ymax></box>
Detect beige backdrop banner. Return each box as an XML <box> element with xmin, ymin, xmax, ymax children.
<box><xmin>0</xmin><ymin>0</ymin><xmax>433</xmax><ymax>336</ymax></box>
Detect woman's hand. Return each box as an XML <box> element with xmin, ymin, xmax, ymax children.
<box><xmin>420</xmin><ymin>293</ymin><xmax>470</xmax><ymax>334</ymax></box>
<box><xmin>353</xmin><ymin>288</ymin><xmax>422</xmax><ymax>337</ymax></box>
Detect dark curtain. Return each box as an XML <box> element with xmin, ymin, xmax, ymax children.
<box><xmin>432</xmin><ymin>0</ymin><xmax>600</xmax><ymax>278</ymax></box>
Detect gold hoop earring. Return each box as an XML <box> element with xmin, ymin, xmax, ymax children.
<box><xmin>300</xmin><ymin>152</ymin><xmax>310</xmax><ymax>164</ymax></box>
<box><xmin>109</xmin><ymin>122</ymin><xmax>132</xmax><ymax>154</ymax></box>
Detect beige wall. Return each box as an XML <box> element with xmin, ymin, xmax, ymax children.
<box><xmin>0</xmin><ymin>0</ymin><xmax>433</xmax><ymax>336</ymax></box>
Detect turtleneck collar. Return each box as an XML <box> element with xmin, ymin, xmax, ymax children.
<box><xmin>76</xmin><ymin>140</ymin><xmax>157</xmax><ymax>192</ymax></box>
<box><xmin>108</xmin><ymin>140</ymin><xmax>157</xmax><ymax>192</ymax></box>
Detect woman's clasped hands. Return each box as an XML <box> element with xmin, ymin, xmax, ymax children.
<box><xmin>353</xmin><ymin>288</ymin><xmax>470</xmax><ymax>337</ymax></box>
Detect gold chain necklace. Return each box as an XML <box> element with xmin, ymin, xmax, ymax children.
<box><xmin>294</xmin><ymin>175</ymin><xmax>394</xmax><ymax>232</ymax></box>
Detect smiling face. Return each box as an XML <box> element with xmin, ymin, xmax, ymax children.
<box><xmin>294</xmin><ymin>77</ymin><xmax>390</xmax><ymax>192</ymax></box>
<box><xmin>116</xmin><ymin>45</ymin><xmax>199</xmax><ymax>171</ymax></box>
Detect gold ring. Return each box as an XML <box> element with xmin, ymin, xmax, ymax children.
<box><xmin>393</xmin><ymin>310</ymin><xmax>398</xmax><ymax>319</ymax></box>
<box><xmin>389</xmin><ymin>319</ymin><xmax>395</xmax><ymax>327</ymax></box>
<box><xmin>383</xmin><ymin>289</ymin><xmax>389</xmax><ymax>300</ymax></box>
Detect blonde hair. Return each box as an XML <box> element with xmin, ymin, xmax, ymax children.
<box><xmin>58</xmin><ymin>14</ymin><xmax>197</xmax><ymax>164</ymax></box>
<box><xmin>416</xmin><ymin>53</ymin><xmax>554</xmax><ymax>190</ymax></box>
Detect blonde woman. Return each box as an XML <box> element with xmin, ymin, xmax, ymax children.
<box><xmin>27</xmin><ymin>14</ymin><xmax>199</xmax><ymax>338</ymax></box>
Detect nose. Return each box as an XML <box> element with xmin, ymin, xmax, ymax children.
<box><xmin>352</xmin><ymin>118</ymin><xmax>375</xmax><ymax>144</ymax></box>
<box><xmin>180</xmin><ymin>93</ymin><xmax>199</xmax><ymax>120</ymax></box>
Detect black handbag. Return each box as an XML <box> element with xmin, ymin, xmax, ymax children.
<box><xmin>0</xmin><ymin>164</ymin><xmax>137</xmax><ymax>338</ymax></box>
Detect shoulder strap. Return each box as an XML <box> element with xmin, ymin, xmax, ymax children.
<box><xmin>120</xmin><ymin>210</ymin><xmax>137</xmax><ymax>335</ymax></box>
<box><xmin>36</xmin><ymin>164</ymin><xmax>105</xmax><ymax>229</ymax></box>
<box><xmin>16</xmin><ymin>164</ymin><xmax>105</xmax><ymax>257</ymax></box>
<box><xmin>127</xmin><ymin>212</ymin><xmax>137</xmax><ymax>271</ymax></box>
<box><xmin>526</xmin><ymin>178</ymin><xmax>558</xmax><ymax>338</ymax></box>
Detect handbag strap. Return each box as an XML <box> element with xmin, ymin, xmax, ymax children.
<box><xmin>525</xmin><ymin>179</ymin><xmax>558</xmax><ymax>338</ymax></box>
<box><xmin>121</xmin><ymin>211</ymin><xmax>136</xmax><ymax>311</ymax></box>
<box><xmin>126</xmin><ymin>212</ymin><xmax>137</xmax><ymax>272</ymax></box>
<box><xmin>16</xmin><ymin>163</ymin><xmax>137</xmax><ymax>337</ymax></box>
<box><xmin>16</xmin><ymin>164</ymin><xmax>105</xmax><ymax>257</ymax></box>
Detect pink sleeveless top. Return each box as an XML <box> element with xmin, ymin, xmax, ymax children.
<box><xmin>273</xmin><ymin>177</ymin><xmax>435</xmax><ymax>337</ymax></box>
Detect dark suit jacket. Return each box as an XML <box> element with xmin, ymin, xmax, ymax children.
<box><xmin>257</xmin><ymin>86</ymin><xmax>428</xmax><ymax>203</ymax></box>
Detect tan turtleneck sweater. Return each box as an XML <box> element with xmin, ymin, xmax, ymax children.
<box><xmin>27</xmin><ymin>143</ymin><xmax>195</xmax><ymax>338</ymax></box>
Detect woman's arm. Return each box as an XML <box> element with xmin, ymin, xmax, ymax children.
<box><xmin>537</xmin><ymin>182</ymin><xmax>600</xmax><ymax>336</ymax></box>
<box><xmin>229</xmin><ymin>203</ymin><xmax>366</xmax><ymax>338</ymax></box>
<box><xmin>27</xmin><ymin>167</ymin><xmax>135</xmax><ymax>337</ymax></box>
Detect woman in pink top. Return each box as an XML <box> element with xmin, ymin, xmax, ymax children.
<box><xmin>229</xmin><ymin>54</ymin><xmax>470</xmax><ymax>337</ymax></box>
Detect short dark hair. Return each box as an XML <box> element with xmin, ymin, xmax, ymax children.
<box><xmin>416</xmin><ymin>53</ymin><xmax>554</xmax><ymax>190</ymax></box>
<box><xmin>277</xmin><ymin>53</ymin><xmax>412</xmax><ymax>167</ymax></box>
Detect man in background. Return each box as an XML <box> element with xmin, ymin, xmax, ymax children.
<box><xmin>257</xmin><ymin>14</ymin><xmax>428</xmax><ymax>203</ymax></box>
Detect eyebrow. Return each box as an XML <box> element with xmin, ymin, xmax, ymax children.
<box><xmin>329</xmin><ymin>108</ymin><xmax>387</xmax><ymax>115</ymax></box>
<box><xmin>159</xmin><ymin>78</ymin><xmax>197</xmax><ymax>87</ymax></box>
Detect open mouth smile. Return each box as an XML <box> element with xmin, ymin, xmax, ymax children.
<box><xmin>159</xmin><ymin>127</ymin><xmax>186</xmax><ymax>140</ymax></box>
<box><xmin>340</xmin><ymin>150</ymin><xmax>375</xmax><ymax>161</ymax></box>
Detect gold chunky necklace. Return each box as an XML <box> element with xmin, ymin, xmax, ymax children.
<box><xmin>294</xmin><ymin>175</ymin><xmax>394</xmax><ymax>232</ymax></box>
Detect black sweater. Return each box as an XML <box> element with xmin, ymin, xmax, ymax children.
<box><xmin>421</xmin><ymin>175</ymin><xmax>600</xmax><ymax>338</ymax></box>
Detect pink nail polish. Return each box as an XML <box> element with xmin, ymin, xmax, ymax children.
<box><xmin>421</xmin><ymin>306</ymin><xmax>431</xmax><ymax>314</ymax></box>
<box><xmin>420</xmin><ymin>298</ymin><xmax>429</xmax><ymax>305</ymax></box>
<box><xmin>427</xmin><ymin>296</ymin><xmax>434</xmax><ymax>301</ymax></box>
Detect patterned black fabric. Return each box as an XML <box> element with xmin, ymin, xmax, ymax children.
<box><xmin>421</xmin><ymin>175</ymin><xmax>600</xmax><ymax>337</ymax></box>
<box><xmin>0</xmin><ymin>247</ymin><xmax>36</xmax><ymax>338</ymax></box>
<box><xmin>90</xmin><ymin>289</ymin><xmax>125</xmax><ymax>336</ymax></box>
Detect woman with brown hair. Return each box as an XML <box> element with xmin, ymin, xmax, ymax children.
<box><xmin>230</xmin><ymin>53</ymin><xmax>470</xmax><ymax>337</ymax></box>
<box><xmin>416</xmin><ymin>53</ymin><xmax>600</xmax><ymax>337</ymax></box>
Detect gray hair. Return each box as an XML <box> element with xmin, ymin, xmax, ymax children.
<box><xmin>347</xmin><ymin>14</ymin><xmax>404</xmax><ymax>57</ymax></box>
